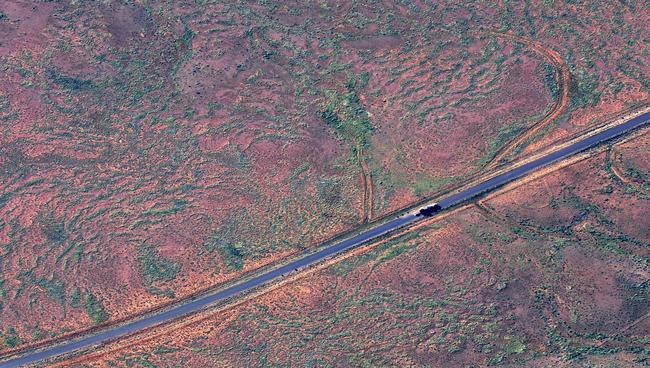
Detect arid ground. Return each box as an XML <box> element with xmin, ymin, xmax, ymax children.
<box><xmin>0</xmin><ymin>0</ymin><xmax>648</xmax><ymax>366</ymax></box>
<box><xmin>52</xmin><ymin>128</ymin><xmax>650</xmax><ymax>367</ymax></box>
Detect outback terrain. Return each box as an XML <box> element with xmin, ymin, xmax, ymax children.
<box><xmin>0</xmin><ymin>0</ymin><xmax>648</xmax><ymax>367</ymax></box>
<box><xmin>53</xmin><ymin>129</ymin><xmax>650</xmax><ymax>367</ymax></box>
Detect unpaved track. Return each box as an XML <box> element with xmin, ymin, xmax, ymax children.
<box><xmin>358</xmin><ymin>32</ymin><xmax>569</xmax><ymax>223</ymax></box>
<box><xmin>1</xmin><ymin>29</ymin><xmax>646</xmax><ymax>366</ymax></box>
<box><xmin>356</xmin><ymin>32</ymin><xmax>566</xmax><ymax>223</ymax></box>
<box><xmin>608</xmin><ymin>145</ymin><xmax>649</xmax><ymax>193</ymax></box>
<box><xmin>480</xmin><ymin>31</ymin><xmax>571</xmax><ymax>168</ymax></box>
<box><xmin>2</xmin><ymin>108</ymin><xmax>648</xmax><ymax>368</ymax></box>
<box><xmin>357</xmin><ymin>146</ymin><xmax>374</xmax><ymax>222</ymax></box>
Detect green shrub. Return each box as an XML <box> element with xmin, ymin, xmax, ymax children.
<box><xmin>3</xmin><ymin>327</ymin><xmax>20</xmax><ymax>348</ymax></box>
<box><xmin>320</xmin><ymin>89</ymin><xmax>373</xmax><ymax>149</ymax></box>
<box><xmin>83</xmin><ymin>292</ymin><xmax>107</xmax><ymax>324</ymax></box>
<box><xmin>569</xmin><ymin>68</ymin><xmax>601</xmax><ymax>107</ymax></box>
<box><xmin>218</xmin><ymin>242</ymin><xmax>245</xmax><ymax>271</ymax></box>
<box><xmin>137</xmin><ymin>245</ymin><xmax>181</xmax><ymax>286</ymax></box>
<box><xmin>69</xmin><ymin>287</ymin><xmax>81</xmax><ymax>308</ymax></box>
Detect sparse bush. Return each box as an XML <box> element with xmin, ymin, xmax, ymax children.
<box><xmin>539</xmin><ymin>62</ymin><xmax>559</xmax><ymax>99</ymax></box>
<box><xmin>316</xmin><ymin>179</ymin><xmax>342</xmax><ymax>206</ymax></box>
<box><xmin>39</xmin><ymin>213</ymin><xmax>66</xmax><ymax>243</ymax></box>
<box><xmin>137</xmin><ymin>245</ymin><xmax>181</xmax><ymax>287</ymax></box>
<box><xmin>46</xmin><ymin>69</ymin><xmax>94</xmax><ymax>91</ymax></box>
<box><xmin>32</xmin><ymin>276</ymin><xmax>66</xmax><ymax>306</ymax></box>
<box><xmin>69</xmin><ymin>286</ymin><xmax>81</xmax><ymax>308</ymax></box>
<box><xmin>320</xmin><ymin>89</ymin><xmax>373</xmax><ymax>150</ymax></box>
<box><xmin>3</xmin><ymin>327</ymin><xmax>20</xmax><ymax>348</ymax></box>
<box><xmin>569</xmin><ymin>68</ymin><xmax>601</xmax><ymax>107</ymax></box>
<box><xmin>83</xmin><ymin>292</ymin><xmax>107</xmax><ymax>324</ymax></box>
<box><xmin>217</xmin><ymin>242</ymin><xmax>245</xmax><ymax>271</ymax></box>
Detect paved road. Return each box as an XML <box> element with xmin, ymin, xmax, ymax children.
<box><xmin>2</xmin><ymin>111</ymin><xmax>649</xmax><ymax>368</ymax></box>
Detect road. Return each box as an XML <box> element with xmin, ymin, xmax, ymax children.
<box><xmin>2</xmin><ymin>111</ymin><xmax>649</xmax><ymax>368</ymax></box>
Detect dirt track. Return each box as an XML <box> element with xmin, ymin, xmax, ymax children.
<box><xmin>358</xmin><ymin>32</ymin><xmax>569</xmax><ymax>223</ymax></box>
<box><xmin>481</xmin><ymin>31</ymin><xmax>571</xmax><ymax>169</ymax></box>
<box><xmin>49</xmin><ymin>117</ymin><xmax>650</xmax><ymax>368</ymax></box>
<box><xmin>3</xmin><ymin>31</ymin><xmax>648</xmax><ymax>367</ymax></box>
<box><xmin>358</xmin><ymin>146</ymin><xmax>374</xmax><ymax>222</ymax></box>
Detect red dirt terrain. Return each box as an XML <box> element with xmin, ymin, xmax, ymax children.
<box><xmin>0</xmin><ymin>1</ymin><xmax>556</xmax><ymax>354</ymax></box>
<box><xmin>0</xmin><ymin>0</ymin><xmax>648</xmax><ymax>364</ymax></box>
<box><xmin>53</xmin><ymin>129</ymin><xmax>650</xmax><ymax>368</ymax></box>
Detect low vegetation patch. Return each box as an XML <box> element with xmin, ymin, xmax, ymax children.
<box><xmin>137</xmin><ymin>245</ymin><xmax>181</xmax><ymax>293</ymax></box>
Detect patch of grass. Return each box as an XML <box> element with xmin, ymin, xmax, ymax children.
<box><xmin>330</xmin><ymin>231</ymin><xmax>419</xmax><ymax>276</ymax></box>
<box><xmin>320</xmin><ymin>88</ymin><xmax>373</xmax><ymax>150</ymax></box>
<box><xmin>412</xmin><ymin>173</ymin><xmax>457</xmax><ymax>197</ymax></box>
<box><xmin>0</xmin><ymin>93</ymin><xmax>9</xmax><ymax>112</ymax></box>
<box><xmin>599</xmin><ymin>184</ymin><xmax>614</xmax><ymax>194</ymax></box>
<box><xmin>463</xmin><ymin>221</ymin><xmax>511</xmax><ymax>245</ymax></box>
<box><xmin>32</xmin><ymin>276</ymin><xmax>66</xmax><ymax>306</ymax></box>
<box><xmin>152</xmin><ymin>345</ymin><xmax>178</xmax><ymax>355</ymax></box>
<box><xmin>205</xmin><ymin>230</ymin><xmax>248</xmax><ymax>272</ymax></box>
<box><xmin>477</xmin><ymin>122</ymin><xmax>527</xmax><ymax>166</ymax></box>
<box><xmin>621</xmin><ymin>159</ymin><xmax>648</xmax><ymax>182</ymax></box>
<box><xmin>46</xmin><ymin>69</ymin><xmax>94</xmax><ymax>91</ymax></box>
<box><xmin>373</xmin><ymin>236</ymin><xmax>419</xmax><ymax>267</ymax></box>
<box><xmin>83</xmin><ymin>292</ymin><xmax>107</xmax><ymax>324</ymax></box>
<box><xmin>145</xmin><ymin>286</ymin><xmax>176</xmax><ymax>299</ymax></box>
<box><xmin>584</xmin><ymin>226</ymin><xmax>646</xmax><ymax>266</ymax></box>
<box><xmin>505</xmin><ymin>336</ymin><xmax>526</xmax><ymax>354</ymax></box>
<box><xmin>39</xmin><ymin>213</ymin><xmax>66</xmax><ymax>243</ymax></box>
<box><xmin>29</xmin><ymin>326</ymin><xmax>45</xmax><ymax>340</ymax></box>
<box><xmin>68</xmin><ymin>286</ymin><xmax>81</xmax><ymax>308</ymax></box>
<box><xmin>140</xmin><ymin>199</ymin><xmax>187</xmax><ymax>218</ymax></box>
<box><xmin>116</xmin><ymin>352</ymin><xmax>159</xmax><ymax>368</ymax></box>
<box><xmin>137</xmin><ymin>245</ymin><xmax>181</xmax><ymax>287</ymax></box>
<box><xmin>2</xmin><ymin>327</ymin><xmax>20</xmax><ymax>348</ymax></box>
<box><xmin>539</xmin><ymin>62</ymin><xmax>558</xmax><ymax>100</ymax></box>
<box><xmin>316</xmin><ymin>178</ymin><xmax>343</xmax><ymax>207</ymax></box>
<box><xmin>217</xmin><ymin>241</ymin><xmax>245</xmax><ymax>271</ymax></box>
<box><xmin>561</xmin><ymin>193</ymin><xmax>611</xmax><ymax>225</ymax></box>
<box><xmin>55</xmin><ymin>241</ymin><xmax>75</xmax><ymax>263</ymax></box>
<box><xmin>510</xmin><ymin>224</ymin><xmax>539</xmax><ymax>241</ymax></box>
<box><xmin>569</xmin><ymin>67</ymin><xmax>601</xmax><ymax>107</ymax></box>
<box><xmin>287</xmin><ymin>162</ymin><xmax>310</xmax><ymax>183</ymax></box>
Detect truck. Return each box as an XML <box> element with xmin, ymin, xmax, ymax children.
<box><xmin>416</xmin><ymin>203</ymin><xmax>442</xmax><ymax>217</ymax></box>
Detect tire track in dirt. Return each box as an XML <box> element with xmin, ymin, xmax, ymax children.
<box><xmin>608</xmin><ymin>145</ymin><xmax>648</xmax><ymax>193</ymax></box>
<box><xmin>358</xmin><ymin>32</ymin><xmax>568</xmax><ymax>228</ymax></box>
<box><xmin>8</xmin><ymin>109</ymin><xmax>650</xmax><ymax>368</ymax></box>
<box><xmin>479</xmin><ymin>31</ymin><xmax>571</xmax><ymax>169</ymax></box>
<box><xmin>357</xmin><ymin>32</ymin><xmax>565</xmax><ymax>227</ymax></box>
<box><xmin>357</xmin><ymin>146</ymin><xmax>373</xmax><ymax>223</ymax></box>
